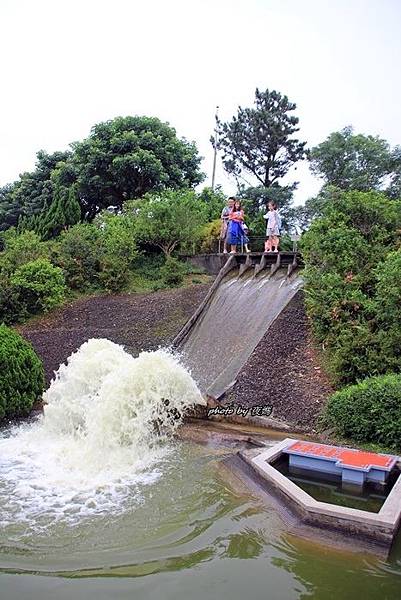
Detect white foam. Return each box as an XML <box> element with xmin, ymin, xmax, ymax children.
<box><xmin>0</xmin><ymin>339</ymin><xmax>204</xmax><ymax>527</ymax></box>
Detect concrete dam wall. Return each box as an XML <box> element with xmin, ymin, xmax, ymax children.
<box><xmin>175</xmin><ymin>255</ymin><xmax>303</xmax><ymax>400</ymax></box>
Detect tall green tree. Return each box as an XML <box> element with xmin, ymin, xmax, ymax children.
<box><xmin>64</xmin><ymin>185</ymin><xmax>81</xmax><ymax>226</ymax></box>
<box><xmin>1</xmin><ymin>116</ymin><xmax>204</xmax><ymax>232</ymax></box>
<box><xmin>309</xmin><ymin>126</ymin><xmax>395</xmax><ymax>192</ymax></box>
<box><xmin>213</xmin><ymin>88</ymin><xmax>307</xmax><ymax>187</ymax></box>
<box><xmin>0</xmin><ymin>184</ymin><xmax>20</xmax><ymax>231</ymax></box>
<box><xmin>72</xmin><ymin>116</ymin><xmax>204</xmax><ymax>220</ymax></box>
<box><xmin>387</xmin><ymin>145</ymin><xmax>401</xmax><ymax>199</ymax></box>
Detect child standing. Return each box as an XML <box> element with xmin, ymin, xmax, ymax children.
<box><xmin>263</xmin><ymin>202</ymin><xmax>281</xmax><ymax>252</ymax></box>
<box><xmin>242</xmin><ymin>223</ymin><xmax>251</xmax><ymax>253</ymax></box>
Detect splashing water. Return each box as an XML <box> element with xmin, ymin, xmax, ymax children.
<box><xmin>0</xmin><ymin>339</ymin><xmax>205</xmax><ymax>527</ymax></box>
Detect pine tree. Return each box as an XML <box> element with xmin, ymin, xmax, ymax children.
<box><xmin>214</xmin><ymin>88</ymin><xmax>307</xmax><ymax>187</ymax></box>
<box><xmin>64</xmin><ymin>185</ymin><xmax>81</xmax><ymax>226</ymax></box>
<box><xmin>41</xmin><ymin>191</ymin><xmax>66</xmax><ymax>239</ymax></box>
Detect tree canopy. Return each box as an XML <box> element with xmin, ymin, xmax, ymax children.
<box><xmin>72</xmin><ymin>116</ymin><xmax>204</xmax><ymax>220</ymax></box>
<box><xmin>214</xmin><ymin>88</ymin><xmax>307</xmax><ymax>188</ymax></box>
<box><xmin>309</xmin><ymin>126</ymin><xmax>400</xmax><ymax>193</ymax></box>
<box><xmin>0</xmin><ymin>116</ymin><xmax>205</xmax><ymax>233</ymax></box>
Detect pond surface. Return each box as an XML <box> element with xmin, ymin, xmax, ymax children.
<box><xmin>1</xmin><ymin>439</ymin><xmax>401</xmax><ymax>600</ymax></box>
<box><xmin>1</xmin><ymin>339</ymin><xmax>401</xmax><ymax>599</ymax></box>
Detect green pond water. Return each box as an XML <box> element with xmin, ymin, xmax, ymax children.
<box><xmin>1</xmin><ymin>439</ymin><xmax>401</xmax><ymax>600</ymax></box>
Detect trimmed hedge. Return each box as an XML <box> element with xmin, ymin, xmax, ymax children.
<box><xmin>321</xmin><ymin>373</ymin><xmax>401</xmax><ymax>449</ymax></box>
<box><xmin>0</xmin><ymin>324</ymin><xmax>44</xmax><ymax>419</ymax></box>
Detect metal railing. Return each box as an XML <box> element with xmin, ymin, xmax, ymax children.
<box><xmin>186</xmin><ymin>235</ymin><xmax>301</xmax><ymax>256</ymax></box>
<box><xmin>217</xmin><ymin>236</ymin><xmax>265</xmax><ymax>254</ymax></box>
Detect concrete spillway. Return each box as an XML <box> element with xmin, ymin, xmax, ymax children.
<box><xmin>175</xmin><ymin>255</ymin><xmax>303</xmax><ymax>399</ymax></box>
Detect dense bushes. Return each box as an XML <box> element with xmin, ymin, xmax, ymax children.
<box><xmin>302</xmin><ymin>189</ymin><xmax>401</xmax><ymax>386</ymax></box>
<box><xmin>0</xmin><ymin>259</ymin><xmax>66</xmax><ymax>324</ymax></box>
<box><xmin>0</xmin><ymin>325</ymin><xmax>44</xmax><ymax>419</ymax></box>
<box><xmin>52</xmin><ymin>223</ymin><xmax>102</xmax><ymax>291</ymax></box>
<box><xmin>321</xmin><ymin>374</ymin><xmax>401</xmax><ymax>450</ymax></box>
<box><xmin>0</xmin><ymin>279</ymin><xmax>24</xmax><ymax>325</ymax></box>
<box><xmin>51</xmin><ymin>218</ymin><xmax>138</xmax><ymax>292</ymax></box>
<box><xmin>0</xmin><ymin>186</ymin><xmax>222</xmax><ymax>325</ymax></box>
<box><xmin>0</xmin><ymin>207</ymin><xmax>196</xmax><ymax>324</ymax></box>
<box><xmin>303</xmin><ymin>188</ymin><xmax>401</xmax><ymax>448</ymax></box>
<box><xmin>0</xmin><ymin>230</ymin><xmax>49</xmax><ymax>274</ymax></box>
<box><xmin>199</xmin><ymin>219</ymin><xmax>221</xmax><ymax>253</ymax></box>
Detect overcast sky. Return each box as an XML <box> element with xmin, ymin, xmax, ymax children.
<box><xmin>1</xmin><ymin>0</ymin><xmax>400</xmax><ymax>204</ymax></box>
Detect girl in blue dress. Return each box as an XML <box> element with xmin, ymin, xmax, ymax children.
<box><xmin>228</xmin><ymin>200</ymin><xmax>250</xmax><ymax>253</ymax></box>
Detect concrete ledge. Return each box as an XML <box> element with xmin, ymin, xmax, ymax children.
<box><xmin>181</xmin><ymin>252</ymin><xmax>302</xmax><ymax>276</ymax></box>
<box><xmin>238</xmin><ymin>438</ymin><xmax>401</xmax><ymax>550</ymax></box>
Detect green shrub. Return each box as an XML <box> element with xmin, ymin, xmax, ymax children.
<box><xmin>132</xmin><ymin>254</ymin><xmax>164</xmax><ymax>278</ymax></box>
<box><xmin>0</xmin><ymin>324</ymin><xmax>44</xmax><ymax>419</ymax></box>
<box><xmin>0</xmin><ymin>230</ymin><xmax>49</xmax><ymax>275</ymax></box>
<box><xmin>0</xmin><ymin>275</ymin><xmax>25</xmax><ymax>324</ymax></box>
<box><xmin>326</xmin><ymin>324</ymin><xmax>381</xmax><ymax>386</ymax></box>
<box><xmin>160</xmin><ymin>257</ymin><xmax>186</xmax><ymax>286</ymax></box>
<box><xmin>150</xmin><ymin>280</ymin><xmax>169</xmax><ymax>292</ymax></box>
<box><xmin>99</xmin><ymin>256</ymin><xmax>130</xmax><ymax>293</ymax></box>
<box><xmin>97</xmin><ymin>212</ymin><xmax>138</xmax><ymax>266</ymax></box>
<box><xmin>325</xmin><ymin>190</ymin><xmax>401</xmax><ymax>250</ymax></box>
<box><xmin>277</xmin><ymin>233</ymin><xmax>294</xmax><ymax>252</ymax></box>
<box><xmin>301</xmin><ymin>220</ymin><xmax>371</xmax><ymax>278</ymax></box>
<box><xmin>54</xmin><ymin>223</ymin><xmax>102</xmax><ymax>291</ymax></box>
<box><xmin>11</xmin><ymin>258</ymin><xmax>66</xmax><ymax>315</ymax></box>
<box><xmin>371</xmin><ymin>249</ymin><xmax>401</xmax><ymax>374</ymax></box>
<box><xmin>199</xmin><ymin>219</ymin><xmax>221</xmax><ymax>253</ymax></box>
<box><xmin>375</xmin><ymin>248</ymin><xmax>401</xmax><ymax>331</ymax></box>
<box><xmin>186</xmin><ymin>264</ymin><xmax>206</xmax><ymax>275</ymax></box>
<box><xmin>321</xmin><ymin>373</ymin><xmax>401</xmax><ymax>450</ymax></box>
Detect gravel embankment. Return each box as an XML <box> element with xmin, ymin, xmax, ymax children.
<box><xmin>18</xmin><ymin>284</ymin><xmax>210</xmax><ymax>385</ymax></box>
<box><xmin>224</xmin><ymin>291</ymin><xmax>333</xmax><ymax>429</ymax></box>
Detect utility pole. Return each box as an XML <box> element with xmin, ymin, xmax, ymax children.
<box><xmin>211</xmin><ymin>105</ymin><xmax>219</xmax><ymax>191</ymax></box>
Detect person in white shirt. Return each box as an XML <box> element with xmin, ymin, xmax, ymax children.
<box><xmin>263</xmin><ymin>202</ymin><xmax>280</xmax><ymax>252</ymax></box>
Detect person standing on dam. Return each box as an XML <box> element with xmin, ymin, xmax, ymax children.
<box><xmin>220</xmin><ymin>197</ymin><xmax>235</xmax><ymax>253</ymax></box>
<box><xmin>228</xmin><ymin>199</ymin><xmax>250</xmax><ymax>253</ymax></box>
<box><xmin>264</xmin><ymin>202</ymin><xmax>281</xmax><ymax>252</ymax></box>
